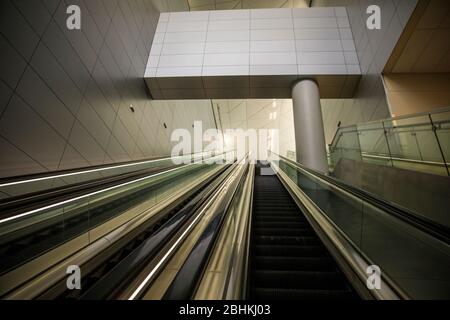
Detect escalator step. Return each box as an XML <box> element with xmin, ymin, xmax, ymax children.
<box><xmin>254</xmin><ymin>211</ymin><xmax>298</xmax><ymax>214</ymax></box>
<box><xmin>253</xmin><ymin>197</ymin><xmax>293</xmax><ymax>200</ymax></box>
<box><xmin>253</xmin><ymin>208</ymin><xmax>301</xmax><ymax>218</ymax></box>
<box><xmin>254</xmin><ymin>199</ymin><xmax>292</xmax><ymax>202</ymax></box>
<box><xmin>252</xmin><ymin>256</ymin><xmax>335</xmax><ymax>271</ymax></box>
<box><xmin>254</xmin><ymin>212</ymin><xmax>301</xmax><ymax>217</ymax></box>
<box><xmin>252</xmin><ymin>270</ymin><xmax>346</xmax><ymax>290</ymax></box>
<box><xmin>253</xmin><ymin>228</ymin><xmax>314</xmax><ymax>236</ymax></box>
<box><xmin>254</xmin><ymin>207</ymin><xmax>298</xmax><ymax>212</ymax></box>
<box><xmin>254</xmin><ymin>196</ymin><xmax>293</xmax><ymax>199</ymax></box>
<box><xmin>254</xmin><ymin>216</ymin><xmax>304</xmax><ymax>222</ymax></box>
<box><xmin>253</xmin><ymin>221</ymin><xmax>307</xmax><ymax>228</ymax></box>
<box><xmin>253</xmin><ymin>198</ymin><xmax>293</xmax><ymax>202</ymax></box>
<box><xmin>254</xmin><ymin>195</ymin><xmax>291</xmax><ymax>197</ymax></box>
<box><xmin>254</xmin><ymin>205</ymin><xmax>298</xmax><ymax>212</ymax></box>
<box><xmin>251</xmin><ymin>288</ymin><xmax>357</xmax><ymax>301</ymax></box>
<box><xmin>252</xmin><ymin>245</ymin><xmax>325</xmax><ymax>257</ymax></box>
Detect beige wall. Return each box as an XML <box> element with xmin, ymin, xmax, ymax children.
<box><xmin>384</xmin><ymin>74</ymin><xmax>450</xmax><ymax>117</ymax></box>
<box><xmin>384</xmin><ymin>0</ymin><xmax>450</xmax><ymax>74</ymax></box>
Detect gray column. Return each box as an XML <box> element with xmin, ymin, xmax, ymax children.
<box><xmin>292</xmin><ymin>79</ymin><xmax>328</xmax><ymax>173</ymax></box>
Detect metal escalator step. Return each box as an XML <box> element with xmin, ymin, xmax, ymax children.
<box><xmin>252</xmin><ymin>256</ymin><xmax>336</xmax><ymax>272</ymax></box>
<box><xmin>254</xmin><ymin>204</ymin><xmax>297</xmax><ymax>208</ymax></box>
<box><xmin>252</xmin><ymin>270</ymin><xmax>346</xmax><ymax>290</ymax></box>
<box><xmin>250</xmin><ymin>171</ymin><xmax>358</xmax><ymax>300</ymax></box>
<box><xmin>254</xmin><ymin>206</ymin><xmax>298</xmax><ymax>211</ymax></box>
<box><xmin>253</xmin><ymin>235</ymin><xmax>319</xmax><ymax>246</ymax></box>
<box><xmin>254</xmin><ymin>199</ymin><xmax>293</xmax><ymax>203</ymax></box>
<box><xmin>253</xmin><ymin>221</ymin><xmax>307</xmax><ymax>228</ymax></box>
<box><xmin>254</xmin><ymin>216</ymin><xmax>305</xmax><ymax>222</ymax></box>
<box><xmin>255</xmin><ymin>198</ymin><xmax>293</xmax><ymax>201</ymax></box>
<box><xmin>253</xmin><ymin>199</ymin><xmax>293</xmax><ymax>203</ymax></box>
<box><xmin>254</xmin><ymin>212</ymin><xmax>301</xmax><ymax>217</ymax></box>
<box><xmin>251</xmin><ymin>288</ymin><xmax>357</xmax><ymax>301</ymax></box>
<box><xmin>253</xmin><ymin>228</ymin><xmax>314</xmax><ymax>236</ymax></box>
<box><xmin>254</xmin><ymin>195</ymin><xmax>290</xmax><ymax>198</ymax></box>
<box><xmin>254</xmin><ymin>198</ymin><xmax>295</xmax><ymax>202</ymax></box>
<box><xmin>253</xmin><ymin>196</ymin><xmax>292</xmax><ymax>199</ymax></box>
<box><xmin>254</xmin><ymin>198</ymin><xmax>291</xmax><ymax>200</ymax></box>
<box><xmin>252</xmin><ymin>245</ymin><xmax>325</xmax><ymax>257</ymax></box>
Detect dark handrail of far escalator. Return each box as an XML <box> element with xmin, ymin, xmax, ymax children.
<box><xmin>0</xmin><ymin>156</ymin><xmax>170</xmax><ymax>185</ymax></box>
<box><xmin>79</xmin><ymin>164</ymin><xmax>233</xmax><ymax>300</ymax></box>
<box><xmin>0</xmin><ymin>164</ymin><xmax>182</xmax><ymax>220</ymax></box>
<box><xmin>275</xmin><ymin>153</ymin><xmax>450</xmax><ymax>244</ymax></box>
<box><xmin>0</xmin><ymin>153</ymin><xmax>223</xmax><ymax>221</ymax></box>
<box><xmin>0</xmin><ymin>152</ymin><xmax>210</xmax><ymax>188</ymax></box>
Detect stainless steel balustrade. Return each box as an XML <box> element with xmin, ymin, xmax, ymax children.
<box><xmin>194</xmin><ymin>162</ymin><xmax>254</xmax><ymax>300</ymax></box>
<box><xmin>124</xmin><ymin>156</ymin><xmax>247</xmax><ymax>300</ymax></box>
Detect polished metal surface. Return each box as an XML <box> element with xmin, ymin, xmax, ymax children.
<box><xmin>123</xmin><ymin>158</ymin><xmax>244</xmax><ymax>300</ymax></box>
<box><xmin>194</xmin><ymin>163</ymin><xmax>254</xmax><ymax>300</ymax></box>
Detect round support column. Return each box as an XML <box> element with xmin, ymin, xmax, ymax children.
<box><xmin>292</xmin><ymin>79</ymin><xmax>328</xmax><ymax>173</ymax></box>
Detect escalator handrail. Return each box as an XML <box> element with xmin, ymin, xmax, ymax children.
<box><xmin>274</xmin><ymin>153</ymin><xmax>450</xmax><ymax>244</ymax></box>
<box><xmin>0</xmin><ymin>164</ymin><xmax>181</xmax><ymax>219</ymax></box>
<box><xmin>0</xmin><ymin>152</ymin><xmax>216</xmax><ymax>208</ymax></box>
<box><xmin>0</xmin><ymin>152</ymin><xmax>229</xmax><ymax>223</ymax></box>
<box><xmin>0</xmin><ymin>151</ymin><xmax>210</xmax><ymax>186</ymax></box>
<box><xmin>224</xmin><ymin>163</ymin><xmax>255</xmax><ymax>300</ymax></box>
<box><xmin>0</xmin><ymin>153</ymin><xmax>229</xmax><ymax>225</ymax></box>
<box><xmin>162</xmin><ymin>158</ymin><xmax>249</xmax><ymax>300</ymax></box>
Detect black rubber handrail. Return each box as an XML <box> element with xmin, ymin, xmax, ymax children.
<box><xmin>0</xmin><ymin>156</ymin><xmax>168</xmax><ymax>185</ymax></box>
<box><xmin>278</xmin><ymin>155</ymin><xmax>450</xmax><ymax>244</ymax></box>
<box><xmin>79</xmin><ymin>165</ymin><xmax>232</xmax><ymax>300</ymax></box>
<box><xmin>0</xmin><ymin>153</ymin><xmax>225</xmax><ymax>217</ymax></box>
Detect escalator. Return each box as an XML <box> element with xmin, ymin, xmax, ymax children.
<box><xmin>0</xmin><ymin>164</ymin><xmax>207</xmax><ymax>277</ymax></box>
<box><xmin>249</xmin><ymin>167</ymin><xmax>358</xmax><ymax>300</ymax></box>
<box><xmin>2</xmin><ymin>153</ymin><xmax>448</xmax><ymax>300</ymax></box>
